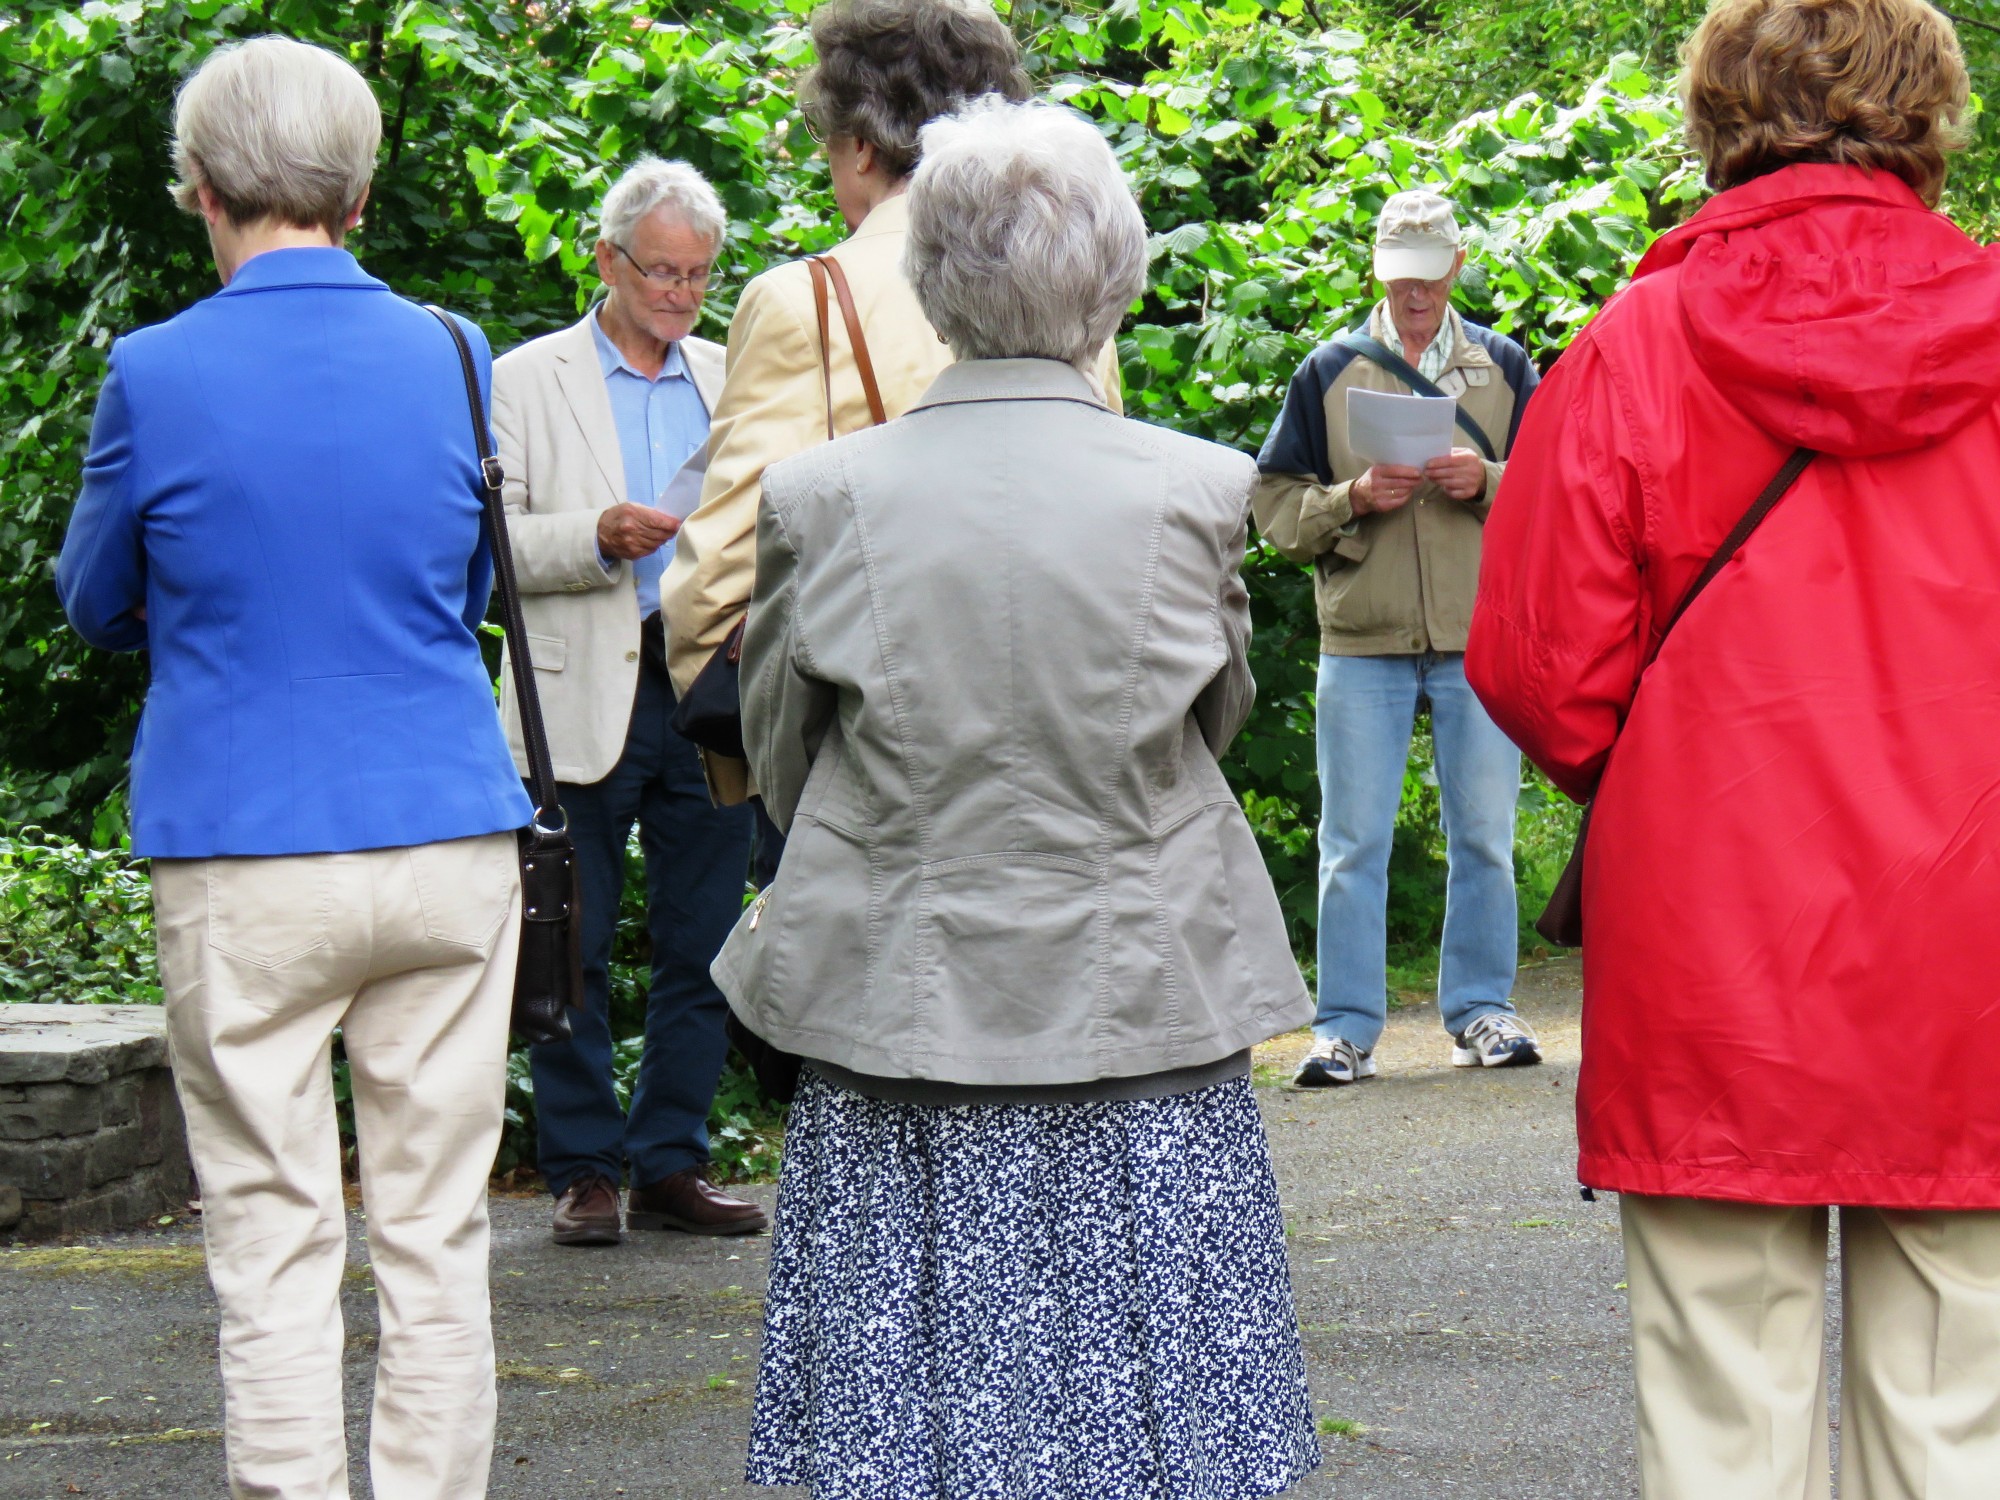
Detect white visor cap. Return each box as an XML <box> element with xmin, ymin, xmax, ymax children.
<box><xmin>1373</xmin><ymin>190</ymin><xmax>1461</xmax><ymax>283</ymax></box>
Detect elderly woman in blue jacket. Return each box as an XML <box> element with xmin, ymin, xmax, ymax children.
<box><xmin>57</xmin><ymin>37</ymin><xmax>528</xmax><ymax>1500</ymax></box>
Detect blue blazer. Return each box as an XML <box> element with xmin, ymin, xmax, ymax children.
<box><xmin>57</xmin><ymin>247</ymin><xmax>533</xmax><ymax>858</ymax></box>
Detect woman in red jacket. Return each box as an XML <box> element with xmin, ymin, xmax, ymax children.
<box><xmin>1467</xmin><ymin>0</ymin><xmax>2000</xmax><ymax>1493</ymax></box>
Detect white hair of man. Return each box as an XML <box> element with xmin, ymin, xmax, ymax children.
<box><xmin>597</xmin><ymin>157</ymin><xmax>727</xmax><ymax>254</ymax></box>
<box><xmin>170</xmin><ymin>36</ymin><xmax>381</xmax><ymax>238</ymax></box>
<box><xmin>905</xmin><ymin>96</ymin><xmax>1146</xmax><ymax>367</ymax></box>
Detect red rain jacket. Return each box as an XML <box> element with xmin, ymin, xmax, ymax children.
<box><xmin>1467</xmin><ymin>164</ymin><xmax>2000</xmax><ymax>1208</ymax></box>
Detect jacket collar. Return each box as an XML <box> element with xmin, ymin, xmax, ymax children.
<box><xmin>847</xmin><ymin>192</ymin><xmax>911</xmax><ymax>244</ymax></box>
<box><xmin>1440</xmin><ymin>308</ymin><xmax>1494</xmax><ymax>371</ymax></box>
<box><xmin>1633</xmin><ymin>163</ymin><xmax>1933</xmax><ymax>279</ymax></box>
<box><xmin>550</xmin><ymin>313</ymin><xmax>628</xmax><ymax>498</ymax></box>
<box><xmin>909</xmin><ymin>357</ymin><xmax>1109</xmax><ymax>412</ymax></box>
<box><xmin>214</xmin><ymin>246</ymin><xmax>386</xmax><ymax>296</ymax></box>
<box><xmin>1363</xmin><ymin>304</ymin><xmax>1492</xmax><ymax>374</ymax></box>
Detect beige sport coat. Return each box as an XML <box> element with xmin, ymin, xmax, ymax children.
<box><xmin>661</xmin><ymin>192</ymin><xmax>1121</xmax><ymax>802</ymax></box>
<box><xmin>712</xmin><ymin>358</ymin><xmax>1312</xmax><ymax>1085</ymax></box>
<box><xmin>490</xmin><ymin>313</ymin><xmax>724</xmax><ymax>785</ymax></box>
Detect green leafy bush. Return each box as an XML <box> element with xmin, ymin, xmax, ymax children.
<box><xmin>4</xmin><ymin>822</ymin><xmax>785</xmax><ymax>1182</ymax></box>
<box><xmin>0</xmin><ymin>819</ymin><xmax>159</xmax><ymax>1005</ymax></box>
<box><xmin>2</xmin><ymin>0</ymin><xmax>1703</xmax><ymax>898</ymax></box>
<box><xmin>12</xmin><ymin>0</ymin><xmax>1992</xmax><ymax>1115</ymax></box>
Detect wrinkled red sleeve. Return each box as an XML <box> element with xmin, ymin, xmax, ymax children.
<box><xmin>1465</xmin><ymin>338</ymin><xmax>1649</xmax><ymax>804</ymax></box>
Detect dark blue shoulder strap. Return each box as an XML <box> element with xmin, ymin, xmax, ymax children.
<box><xmin>1336</xmin><ymin>332</ymin><xmax>1497</xmax><ymax>462</ymax></box>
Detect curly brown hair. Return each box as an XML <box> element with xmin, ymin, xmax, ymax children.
<box><xmin>800</xmin><ymin>0</ymin><xmax>1031</xmax><ymax>180</ymax></box>
<box><xmin>1681</xmin><ymin>0</ymin><xmax>1970</xmax><ymax>205</ymax></box>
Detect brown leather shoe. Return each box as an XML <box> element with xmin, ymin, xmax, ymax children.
<box><xmin>552</xmin><ymin>1172</ymin><xmax>623</xmax><ymax>1247</ymax></box>
<box><xmin>628</xmin><ymin>1167</ymin><xmax>768</xmax><ymax>1236</ymax></box>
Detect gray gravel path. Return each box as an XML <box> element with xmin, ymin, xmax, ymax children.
<box><xmin>1</xmin><ymin>958</ymin><xmax>1645</xmax><ymax>1498</ymax></box>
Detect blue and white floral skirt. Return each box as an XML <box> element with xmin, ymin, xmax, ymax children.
<box><xmin>745</xmin><ymin>1068</ymin><xmax>1321</xmax><ymax>1498</ymax></box>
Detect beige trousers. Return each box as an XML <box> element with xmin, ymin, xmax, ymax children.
<box><xmin>1621</xmin><ymin>1193</ymin><xmax>2000</xmax><ymax>1500</ymax></box>
<box><xmin>152</xmin><ymin>834</ymin><xmax>520</xmax><ymax>1500</ymax></box>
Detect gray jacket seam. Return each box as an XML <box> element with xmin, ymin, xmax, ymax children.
<box><xmin>759</xmin><ymin>1014</ymin><xmax>1271</xmax><ymax>1068</ymax></box>
<box><xmin>1155</xmin><ymin>788</ymin><xmax>1235</xmax><ymax>838</ymax></box>
<box><xmin>1094</xmin><ymin>467</ymin><xmax>1172</xmax><ymax>1075</ymax></box>
<box><xmin>842</xmin><ymin>453</ymin><xmax>933</xmax><ymax>1070</ymax></box>
<box><xmin>924</xmin><ymin>850</ymin><xmax>1098</xmax><ymax>876</ymax></box>
<box><xmin>1004</xmin><ymin>458</ymin><xmax>1025</xmax><ymax>851</ymax></box>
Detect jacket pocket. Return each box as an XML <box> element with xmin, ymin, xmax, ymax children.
<box><xmin>206</xmin><ymin>856</ymin><xmax>332</xmax><ymax>969</ymax></box>
<box><xmin>717</xmin><ymin>816</ymin><xmax>875</xmax><ymax>1035</ymax></box>
<box><xmin>1316</xmin><ymin>526</ymin><xmax>1405</xmax><ymax>637</ymax></box>
<box><xmin>916</xmin><ymin>853</ymin><xmax>1101</xmax><ymax>1063</ymax></box>
<box><xmin>524</xmin><ymin>632</ymin><xmax>566</xmax><ymax>672</ymax></box>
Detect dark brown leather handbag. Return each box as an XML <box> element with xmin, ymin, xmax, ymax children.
<box><xmin>1535</xmin><ymin>447</ymin><xmax>1816</xmax><ymax>948</ymax></box>
<box><xmin>671</xmin><ymin>252</ymin><xmax>888</xmax><ymax>759</ymax></box>
<box><xmin>428</xmin><ymin>307</ymin><xmax>584</xmax><ymax>1045</ymax></box>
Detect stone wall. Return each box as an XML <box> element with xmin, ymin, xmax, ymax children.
<box><xmin>0</xmin><ymin>1006</ymin><xmax>192</xmax><ymax>1242</ymax></box>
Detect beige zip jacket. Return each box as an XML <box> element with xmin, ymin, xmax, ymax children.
<box><xmin>1251</xmin><ymin>308</ymin><xmax>1538</xmax><ymax>656</ymax></box>
<box><xmin>661</xmin><ymin>192</ymin><xmax>1120</xmax><ymax>802</ymax></box>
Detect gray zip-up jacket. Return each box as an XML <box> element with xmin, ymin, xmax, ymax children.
<box><xmin>711</xmin><ymin>358</ymin><xmax>1311</xmax><ymax>1087</ymax></box>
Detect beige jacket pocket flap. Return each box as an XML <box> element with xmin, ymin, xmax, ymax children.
<box><xmin>523</xmin><ymin>632</ymin><xmax>566</xmax><ymax>672</ymax></box>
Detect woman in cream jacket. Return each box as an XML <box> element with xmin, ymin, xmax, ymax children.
<box><xmin>660</xmin><ymin>0</ymin><xmax>1118</xmax><ymax>821</ymax></box>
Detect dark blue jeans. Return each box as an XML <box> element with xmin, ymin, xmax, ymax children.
<box><xmin>530</xmin><ymin>664</ymin><xmax>752</xmax><ymax>1195</ymax></box>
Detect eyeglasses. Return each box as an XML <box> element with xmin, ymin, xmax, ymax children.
<box><xmin>610</xmin><ymin>240</ymin><xmax>714</xmax><ymax>293</ymax></box>
<box><xmin>801</xmin><ymin>108</ymin><xmax>825</xmax><ymax>145</ymax></box>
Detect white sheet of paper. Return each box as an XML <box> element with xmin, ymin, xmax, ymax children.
<box><xmin>654</xmin><ymin>445</ymin><xmax>710</xmax><ymax>521</ymax></box>
<box><xmin>1345</xmin><ymin>386</ymin><xmax>1458</xmax><ymax>468</ymax></box>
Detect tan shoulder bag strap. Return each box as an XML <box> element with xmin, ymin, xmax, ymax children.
<box><xmin>806</xmin><ymin>256</ymin><xmax>836</xmax><ymax>441</ymax></box>
<box><xmin>805</xmin><ymin>253</ymin><xmax>888</xmax><ymax>437</ymax></box>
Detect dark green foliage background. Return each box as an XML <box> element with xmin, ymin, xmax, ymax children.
<box><xmin>5</xmin><ymin>0</ymin><xmax>1998</xmax><ymax>1051</ymax></box>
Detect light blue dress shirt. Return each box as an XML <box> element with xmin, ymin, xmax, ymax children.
<box><xmin>589</xmin><ymin>310</ymin><xmax>710</xmax><ymax>619</ymax></box>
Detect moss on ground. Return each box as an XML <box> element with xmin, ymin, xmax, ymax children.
<box><xmin>3</xmin><ymin>1245</ymin><xmax>206</xmax><ymax>1281</ymax></box>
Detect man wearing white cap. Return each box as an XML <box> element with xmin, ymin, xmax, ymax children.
<box><xmin>1253</xmin><ymin>190</ymin><xmax>1542</xmax><ymax>1088</ymax></box>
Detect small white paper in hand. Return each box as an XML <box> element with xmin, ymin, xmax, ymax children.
<box><xmin>1345</xmin><ymin>387</ymin><xmax>1458</xmax><ymax>468</ymax></box>
<box><xmin>654</xmin><ymin>444</ymin><xmax>710</xmax><ymax>521</ymax></box>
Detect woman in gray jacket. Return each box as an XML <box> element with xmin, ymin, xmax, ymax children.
<box><xmin>721</xmin><ymin>98</ymin><xmax>1319</xmax><ymax>1497</ymax></box>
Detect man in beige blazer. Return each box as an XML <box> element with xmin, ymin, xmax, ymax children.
<box><xmin>491</xmin><ymin>158</ymin><xmax>764</xmax><ymax>1248</ymax></box>
<box><xmin>661</xmin><ymin>0</ymin><xmax>1120</xmax><ymax>834</ymax></box>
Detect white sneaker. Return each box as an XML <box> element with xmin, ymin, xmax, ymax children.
<box><xmin>1293</xmin><ymin>1036</ymin><xmax>1378</xmax><ymax>1088</ymax></box>
<box><xmin>1451</xmin><ymin>1012</ymin><xmax>1542</xmax><ymax>1068</ymax></box>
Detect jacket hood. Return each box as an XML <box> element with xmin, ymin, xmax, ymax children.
<box><xmin>1631</xmin><ymin>164</ymin><xmax>2000</xmax><ymax>457</ymax></box>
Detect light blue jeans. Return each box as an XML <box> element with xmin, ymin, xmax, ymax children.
<box><xmin>1314</xmin><ymin>652</ymin><xmax>1521</xmax><ymax>1053</ymax></box>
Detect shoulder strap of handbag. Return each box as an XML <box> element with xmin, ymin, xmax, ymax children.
<box><xmin>1657</xmin><ymin>447</ymin><xmax>1817</xmax><ymax>648</ymax></box>
<box><xmin>424</xmin><ymin>305</ymin><xmax>563</xmax><ymax>827</ymax></box>
<box><xmin>1531</xmin><ymin>443</ymin><xmax>1818</xmax><ymax>947</ymax></box>
<box><xmin>692</xmin><ymin>258</ymin><xmax>888</xmax><ymax>715</ymax></box>
<box><xmin>1336</xmin><ymin>330</ymin><xmax>1498</xmax><ymax>462</ymax></box>
<box><xmin>806</xmin><ymin>253</ymin><xmax>888</xmax><ymax>440</ymax></box>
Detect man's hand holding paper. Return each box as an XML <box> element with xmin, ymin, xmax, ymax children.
<box><xmin>598</xmin><ymin>445</ymin><xmax>709</xmax><ymax>563</ymax></box>
<box><xmin>1345</xmin><ymin>386</ymin><xmax>1486</xmax><ymax>511</ymax></box>
<box><xmin>1423</xmin><ymin>447</ymin><xmax>1486</xmax><ymax>501</ymax></box>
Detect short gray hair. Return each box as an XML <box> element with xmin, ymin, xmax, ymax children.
<box><xmin>597</xmin><ymin>158</ymin><xmax>727</xmax><ymax>253</ymax></box>
<box><xmin>170</xmin><ymin>36</ymin><xmax>381</xmax><ymax>237</ymax></box>
<box><xmin>905</xmin><ymin>98</ymin><xmax>1145</xmax><ymax>366</ymax></box>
